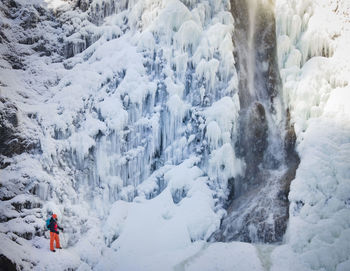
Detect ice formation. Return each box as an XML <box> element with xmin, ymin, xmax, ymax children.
<box><xmin>272</xmin><ymin>0</ymin><xmax>350</xmax><ymax>270</ymax></box>
<box><xmin>0</xmin><ymin>0</ymin><xmax>349</xmax><ymax>270</ymax></box>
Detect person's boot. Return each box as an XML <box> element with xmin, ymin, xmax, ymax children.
<box><xmin>57</xmin><ymin>247</ymin><xmax>62</xmax><ymax>249</ymax></box>
<box><xmin>51</xmin><ymin>250</ymin><xmax>56</xmax><ymax>252</ymax></box>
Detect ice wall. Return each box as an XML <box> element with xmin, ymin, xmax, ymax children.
<box><xmin>60</xmin><ymin>0</ymin><xmax>244</xmax><ymax>214</ymax></box>
<box><xmin>1</xmin><ymin>0</ymin><xmax>243</xmax><ymax>264</ymax></box>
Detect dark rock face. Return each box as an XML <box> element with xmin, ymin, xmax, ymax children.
<box><xmin>0</xmin><ymin>254</ymin><xmax>18</xmax><ymax>271</ymax></box>
<box><xmin>0</xmin><ymin>98</ymin><xmax>37</xmax><ymax>167</ymax></box>
<box><xmin>280</xmin><ymin>111</ymin><xmax>300</xmax><ymax>202</ymax></box>
<box><xmin>0</xmin><ymin>98</ymin><xmax>19</xmax><ymax>157</ymax></box>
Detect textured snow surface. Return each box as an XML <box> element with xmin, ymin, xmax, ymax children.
<box><xmin>184</xmin><ymin>242</ymin><xmax>264</xmax><ymax>271</ymax></box>
<box><xmin>0</xmin><ymin>0</ymin><xmax>349</xmax><ymax>270</ymax></box>
<box><xmin>275</xmin><ymin>0</ymin><xmax>350</xmax><ymax>270</ymax></box>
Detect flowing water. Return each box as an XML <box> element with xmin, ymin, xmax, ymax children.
<box><xmin>211</xmin><ymin>0</ymin><xmax>299</xmax><ymax>243</ymax></box>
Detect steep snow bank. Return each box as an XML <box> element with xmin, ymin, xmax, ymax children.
<box><xmin>275</xmin><ymin>0</ymin><xmax>350</xmax><ymax>270</ymax></box>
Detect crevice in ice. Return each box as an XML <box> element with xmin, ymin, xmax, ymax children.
<box><xmin>171</xmin><ymin>187</ymin><xmax>188</xmax><ymax>204</ymax></box>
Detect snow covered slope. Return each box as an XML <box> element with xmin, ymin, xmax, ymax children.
<box><xmin>273</xmin><ymin>0</ymin><xmax>350</xmax><ymax>270</ymax></box>
<box><xmin>0</xmin><ymin>0</ymin><xmax>349</xmax><ymax>270</ymax></box>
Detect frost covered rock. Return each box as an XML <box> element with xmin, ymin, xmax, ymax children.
<box><xmin>0</xmin><ymin>98</ymin><xmax>37</xmax><ymax>160</ymax></box>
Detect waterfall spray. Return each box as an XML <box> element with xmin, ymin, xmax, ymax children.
<box><xmin>211</xmin><ymin>0</ymin><xmax>299</xmax><ymax>243</ymax></box>
<box><xmin>246</xmin><ymin>0</ymin><xmax>257</xmax><ymax>98</ymax></box>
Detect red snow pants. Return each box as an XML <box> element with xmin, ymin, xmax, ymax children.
<box><xmin>50</xmin><ymin>232</ymin><xmax>61</xmax><ymax>251</ymax></box>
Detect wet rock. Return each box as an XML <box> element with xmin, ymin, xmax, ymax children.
<box><xmin>237</xmin><ymin>102</ymin><xmax>268</xmax><ymax>187</ymax></box>
<box><xmin>284</xmin><ymin>123</ymin><xmax>299</xmax><ymax>165</ymax></box>
<box><xmin>280</xmin><ymin>115</ymin><xmax>300</xmax><ymax>203</ymax></box>
<box><xmin>248</xmin><ymin>102</ymin><xmax>268</xmax><ymax>163</ymax></box>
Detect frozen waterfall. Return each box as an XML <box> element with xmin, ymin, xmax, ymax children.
<box><xmin>5</xmin><ymin>0</ymin><xmax>343</xmax><ymax>269</ymax></box>
<box><xmin>1</xmin><ymin>0</ymin><xmax>349</xmax><ymax>268</ymax></box>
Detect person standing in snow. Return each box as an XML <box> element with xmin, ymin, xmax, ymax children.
<box><xmin>48</xmin><ymin>214</ymin><xmax>64</xmax><ymax>252</ymax></box>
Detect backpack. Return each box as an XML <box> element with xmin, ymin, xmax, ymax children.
<box><xmin>46</xmin><ymin>218</ymin><xmax>51</xmax><ymax>230</ymax></box>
